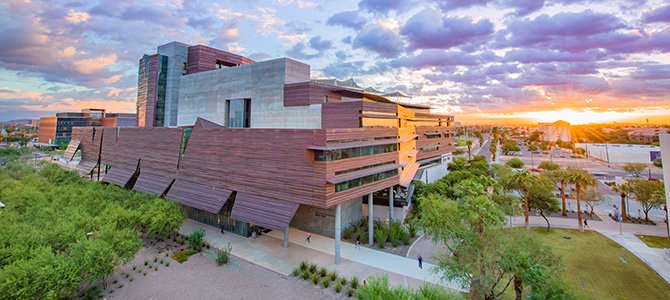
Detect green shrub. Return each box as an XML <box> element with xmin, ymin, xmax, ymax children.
<box><xmin>375</xmin><ymin>227</ymin><xmax>388</xmax><ymax>248</ymax></box>
<box><xmin>299</xmin><ymin>260</ymin><xmax>308</xmax><ymax>272</ymax></box>
<box><xmin>340</xmin><ymin>278</ymin><xmax>348</xmax><ymax>286</ymax></box>
<box><xmin>301</xmin><ymin>271</ymin><xmax>310</xmax><ymax>280</ymax></box>
<box><xmin>83</xmin><ymin>287</ymin><xmax>101</xmax><ymax>300</ymax></box>
<box><xmin>355</xmin><ymin>226</ymin><xmax>368</xmax><ymax>244</ymax></box>
<box><xmin>309</xmin><ymin>263</ymin><xmax>317</xmax><ymax>273</ymax></box>
<box><xmin>389</xmin><ymin>221</ymin><xmax>403</xmax><ymax>247</ymax></box>
<box><xmin>351</xmin><ymin>276</ymin><xmax>359</xmax><ymax>289</ymax></box>
<box><xmin>335</xmin><ymin>281</ymin><xmax>343</xmax><ymax>293</ymax></box>
<box><xmin>322</xmin><ymin>280</ymin><xmax>330</xmax><ymax>288</ymax></box>
<box><xmin>311</xmin><ymin>273</ymin><xmax>320</xmax><ymax>285</ymax></box>
<box><xmin>416</xmin><ymin>284</ymin><xmax>463</xmax><ymax>300</ymax></box>
<box><xmin>505</xmin><ymin>157</ymin><xmax>525</xmax><ymax>168</ymax></box>
<box><xmin>188</xmin><ymin>228</ymin><xmax>206</xmax><ymax>252</ymax></box>
<box><xmin>171</xmin><ymin>250</ymin><xmax>197</xmax><ymax>263</ymax></box>
<box><xmin>291</xmin><ymin>267</ymin><xmax>301</xmax><ymax>277</ymax></box>
<box><xmin>408</xmin><ymin>222</ymin><xmax>417</xmax><ymax>238</ymax></box>
<box><xmin>347</xmin><ymin>289</ymin><xmax>354</xmax><ymax>297</ymax></box>
<box><xmin>215</xmin><ymin>242</ymin><xmax>233</xmax><ymax>266</ymax></box>
<box><xmin>329</xmin><ymin>271</ymin><xmax>338</xmax><ymax>282</ymax></box>
<box><xmin>319</xmin><ymin>267</ymin><xmax>327</xmax><ymax>277</ymax></box>
<box><xmin>343</xmin><ymin>226</ymin><xmax>354</xmax><ymax>240</ymax></box>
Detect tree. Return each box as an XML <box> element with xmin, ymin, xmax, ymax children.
<box><xmin>502</xmin><ymin>140</ymin><xmax>521</xmax><ymax>155</ymax></box>
<box><xmin>581</xmin><ymin>186</ymin><xmax>604</xmax><ymax>218</ymax></box>
<box><xmin>530</xmin><ymin>175</ymin><xmax>561</xmax><ymax>231</ymax></box>
<box><xmin>490</xmin><ymin>143</ymin><xmax>498</xmax><ymax>162</ymax></box>
<box><xmin>466</xmin><ymin>140</ymin><xmax>473</xmax><ymax>160</ymax></box>
<box><xmin>653</xmin><ymin>158</ymin><xmax>662</xmax><ymax>168</ymax></box>
<box><xmin>628</xmin><ymin>179</ymin><xmax>665</xmax><ymax>222</ymax></box>
<box><xmin>538</xmin><ymin>161</ymin><xmax>560</xmax><ymax>171</ymax></box>
<box><xmin>453</xmin><ymin>148</ymin><xmax>465</xmax><ymax>155</ymax></box>
<box><xmin>623</xmin><ymin>163</ymin><xmax>647</xmax><ymax>177</ymax></box>
<box><xmin>189</xmin><ymin>228</ymin><xmax>206</xmax><ymax>251</ymax></box>
<box><xmin>611</xmin><ymin>182</ymin><xmax>632</xmax><ymax>222</ymax></box>
<box><xmin>565</xmin><ymin>167</ymin><xmax>596</xmax><ymax>231</ymax></box>
<box><xmin>502</xmin><ymin>170</ymin><xmax>536</xmax><ymax>229</ymax></box>
<box><xmin>527</xmin><ymin>143</ymin><xmax>538</xmax><ymax>151</ymax></box>
<box><xmin>505</xmin><ymin>158</ymin><xmax>524</xmax><ymax>169</ymax></box>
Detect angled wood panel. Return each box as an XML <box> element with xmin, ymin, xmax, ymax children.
<box><xmin>231</xmin><ymin>192</ymin><xmax>300</xmax><ymax>231</ymax></box>
<box><xmin>133</xmin><ymin>173</ymin><xmax>173</xmax><ymax>196</ymax></box>
<box><xmin>102</xmin><ymin>166</ymin><xmax>136</xmax><ymax>187</ymax></box>
<box><xmin>63</xmin><ymin>140</ymin><xmax>80</xmax><ymax>161</ymax></box>
<box><xmin>76</xmin><ymin>160</ymin><xmax>97</xmax><ymax>176</ymax></box>
<box><xmin>166</xmin><ymin>179</ymin><xmax>231</xmax><ymax>214</ymax></box>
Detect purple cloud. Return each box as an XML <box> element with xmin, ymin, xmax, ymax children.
<box><xmin>432</xmin><ymin>0</ymin><xmax>492</xmax><ymax>10</ymax></box>
<box><xmin>358</xmin><ymin>0</ymin><xmax>411</xmax><ymax>14</ymax></box>
<box><xmin>630</xmin><ymin>64</ymin><xmax>670</xmax><ymax>80</ymax></box>
<box><xmin>326</xmin><ymin>11</ymin><xmax>367</xmax><ymax>29</ymax></box>
<box><xmin>352</xmin><ymin>24</ymin><xmax>405</xmax><ymax>58</ymax></box>
<box><xmin>309</xmin><ymin>36</ymin><xmax>333</xmax><ymax>51</ymax></box>
<box><xmin>393</xmin><ymin>49</ymin><xmax>487</xmax><ymax>69</ymax></box>
<box><xmin>504</xmin><ymin>49</ymin><xmax>595</xmax><ymax>63</ymax></box>
<box><xmin>642</xmin><ymin>4</ymin><xmax>670</xmax><ymax>23</ymax></box>
<box><xmin>500</xmin><ymin>0</ymin><xmax>546</xmax><ymax>16</ymax></box>
<box><xmin>401</xmin><ymin>9</ymin><xmax>494</xmax><ymax>50</ymax></box>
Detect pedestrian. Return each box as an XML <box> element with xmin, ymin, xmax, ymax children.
<box><xmin>355</xmin><ymin>236</ymin><xmax>361</xmax><ymax>249</ymax></box>
<box><xmin>583</xmin><ymin>219</ymin><xmax>589</xmax><ymax>228</ymax></box>
<box><xmin>220</xmin><ymin>224</ymin><xmax>225</xmax><ymax>234</ymax></box>
<box><xmin>418</xmin><ymin>254</ymin><xmax>423</xmax><ymax>269</ymax></box>
<box><xmin>305</xmin><ymin>232</ymin><xmax>312</xmax><ymax>243</ymax></box>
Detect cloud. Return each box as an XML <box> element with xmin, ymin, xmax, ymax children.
<box><xmin>393</xmin><ymin>49</ymin><xmax>487</xmax><ymax>69</ymax></box>
<box><xmin>65</xmin><ymin>9</ymin><xmax>90</xmax><ymax>24</ymax></box>
<box><xmin>309</xmin><ymin>36</ymin><xmax>332</xmax><ymax>51</ymax></box>
<box><xmin>642</xmin><ymin>4</ymin><xmax>670</xmax><ymax>23</ymax></box>
<box><xmin>358</xmin><ymin>0</ymin><xmax>411</xmax><ymax>14</ymax></box>
<box><xmin>504</xmin><ymin>49</ymin><xmax>595</xmax><ymax>63</ymax></box>
<box><xmin>71</xmin><ymin>54</ymin><xmax>117</xmax><ymax>75</ymax></box>
<box><xmin>352</xmin><ymin>23</ymin><xmax>405</xmax><ymax>58</ymax></box>
<box><xmin>432</xmin><ymin>0</ymin><xmax>493</xmax><ymax>10</ymax></box>
<box><xmin>286</xmin><ymin>36</ymin><xmax>332</xmax><ymax>60</ymax></box>
<box><xmin>326</xmin><ymin>11</ymin><xmax>367</xmax><ymax>29</ymax></box>
<box><xmin>401</xmin><ymin>9</ymin><xmax>494</xmax><ymax>50</ymax></box>
<box><xmin>499</xmin><ymin>0</ymin><xmax>545</xmax><ymax>16</ymax></box>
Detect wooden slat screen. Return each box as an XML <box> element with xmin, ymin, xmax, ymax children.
<box><xmin>231</xmin><ymin>192</ymin><xmax>299</xmax><ymax>231</ymax></box>
<box><xmin>166</xmin><ymin>179</ymin><xmax>231</xmax><ymax>214</ymax></box>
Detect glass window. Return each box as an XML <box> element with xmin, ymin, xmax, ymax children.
<box><xmin>335</xmin><ymin>169</ymin><xmax>399</xmax><ymax>192</ymax></box>
<box><xmin>227</xmin><ymin>99</ymin><xmax>250</xmax><ymax>128</ymax></box>
<box><xmin>314</xmin><ymin>143</ymin><xmax>398</xmax><ymax>161</ymax></box>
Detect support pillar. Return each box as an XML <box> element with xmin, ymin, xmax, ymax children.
<box><xmin>335</xmin><ymin>204</ymin><xmax>341</xmax><ymax>264</ymax></box>
<box><xmin>368</xmin><ymin>194</ymin><xmax>374</xmax><ymax>246</ymax></box>
<box><xmin>283</xmin><ymin>227</ymin><xmax>289</xmax><ymax>248</ymax></box>
<box><xmin>389</xmin><ymin>187</ymin><xmax>394</xmax><ymax>221</ymax></box>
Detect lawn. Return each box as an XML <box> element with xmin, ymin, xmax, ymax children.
<box><xmin>530</xmin><ymin>228</ymin><xmax>670</xmax><ymax>300</ymax></box>
<box><xmin>635</xmin><ymin>234</ymin><xmax>670</xmax><ymax>249</ymax></box>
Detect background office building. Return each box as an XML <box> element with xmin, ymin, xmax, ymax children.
<box><xmin>38</xmin><ymin>109</ymin><xmax>136</xmax><ymax>144</ymax></box>
<box><xmin>538</xmin><ymin>120</ymin><xmax>571</xmax><ymax>142</ymax></box>
<box><xmin>74</xmin><ymin>41</ymin><xmax>455</xmax><ymax>263</ymax></box>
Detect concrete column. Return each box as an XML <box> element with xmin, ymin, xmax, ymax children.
<box><xmin>283</xmin><ymin>227</ymin><xmax>289</xmax><ymax>248</ymax></box>
<box><xmin>368</xmin><ymin>194</ymin><xmax>374</xmax><ymax>246</ymax></box>
<box><xmin>389</xmin><ymin>187</ymin><xmax>394</xmax><ymax>221</ymax></box>
<box><xmin>335</xmin><ymin>204</ymin><xmax>341</xmax><ymax>264</ymax></box>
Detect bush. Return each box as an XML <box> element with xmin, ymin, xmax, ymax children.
<box><xmin>309</xmin><ymin>263</ymin><xmax>317</xmax><ymax>273</ymax></box>
<box><xmin>347</xmin><ymin>289</ymin><xmax>354</xmax><ymax>297</ymax></box>
<box><xmin>322</xmin><ymin>280</ymin><xmax>330</xmax><ymax>288</ymax></box>
<box><xmin>215</xmin><ymin>242</ymin><xmax>232</xmax><ymax>266</ymax></box>
<box><xmin>335</xmin><ymin>281</ymin><xmax>343</xmax><ymax>293</ymax></box>
<box><xmin>340</xmin><ymin>278</ymin><xmax>348</xmax><ymax>286</ymax></box>
<box><xmin>291</xmin><ymin>267</ymin><xmax>301</xmax><ymax>277</ymax></box>
<box><xmin>453</xmin><ymin>148</ymin><xmax>464</xmax><ymax>155</ymax></box>
<box><xmin>343</xmin><ymin>226</ymin><xmax>354</xmax><ymax>240</ymax></box>
<box><xmin>351</xmin><ymin>276</ymin><xmax>359</xmax><ymax>289</ymax></box>
<box><xmin>171</xmin><ymin>250</ymin><xmax>197</xmax><ymax>263</ymax></box>
<box><xmin>188</xmin><ymin>228</ymin><xmax>206</xmax><ymax>252</ymax></box>
<box><xmin>402</xmin><ymin>233</ymin><xmax>411</xmax><ymax>245</ymax></box>
<box><xmin>319</xmin><ymin>267</ymin><xmax>327</xmax><ymax>277</ymax></box>
<box><xmin>299</xmin><ymin>260</ymin><xmax>308</xmax><ymax>272</ymax></box>
<box><xmin>375</xmin><ymin>227</ymin><xmax>389</xmax><ymax>248</ymax></box>
<box><xmin>355</xmin><ymin>226</ymin><xmax>368</xmax><ymax>245</ymax></box>
<box><xmin>505</xmin><ymin>157</ymin><xmax>524</xmax><ymax>168</ymax></box>
<box><xmin>329</xmin><ymin>271</ymin><xmax>338</xmax><ymax>282</ymax></box>
<box><xmin>311</xmin><ymin>273</ymin><xmax>320</xmax><ymax>285</ymax></box>
<box><xmin>388</xmin><ymin>221</ymin><xmax>404</xmax><ymax>247</ymax></box>
<box><xmin>301</xmin><ymin>271</ymin><xmax>310</xmax><ymax>280</ymax></box>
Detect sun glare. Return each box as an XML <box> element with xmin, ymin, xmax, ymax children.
<box><xmin>482</xmin><ymin>109</ymin><xmax>650</xmax><ymax>125</ymax></box>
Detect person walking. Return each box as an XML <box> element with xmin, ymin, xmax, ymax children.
<box><xmin>583</xmin><ymin>219</ymin><xmax>589</xmax><ymax>228</ymax></box>
<box><xmin>355</xmin><ymin>236</ymin><xmax>361</xmax><ymax>249</ymax></box>
<box><xmin>418</xmin><ymin>254</ymin><xmax>423</xmax><ymax>269</ymax></box>
<box><xmin>305</xmin><ymin>232</ymin><xmax>312</xmax><ymax>243</ymax></box>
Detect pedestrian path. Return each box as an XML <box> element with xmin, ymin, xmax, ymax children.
<box><xmin>510</xmin><ymin>215</ymin><xmax>667</xmax><ymax>236</ymax></box>
<box><xmin>179</xmin><ymin>220</ymin><xmax>463</xmax><ymax>291</ymax></box>
<box><xmin>265</xmin><ymin>227</ymin><xmax>464</xmax><ymax>291</ymax></box>
<box><xmin>597</xmin><ymin>230</ymin><xmax>670</xmax><ymax>285</ymax></box>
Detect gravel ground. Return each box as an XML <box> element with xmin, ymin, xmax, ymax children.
<box><xmin>90</xmin><ymin>236</ymin><xmax>346</xmax><ymax>300</ymax></box>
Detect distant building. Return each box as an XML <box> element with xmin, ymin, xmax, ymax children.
<box><xmin>538</xmin><ymin>120</ymin><xmax>571</xmax><ymax>142</ymax></box>
<box><xmin>625</xmin><ymin>127</ymin><xmax>666</xmax><ymax>144</ymax></box>
<box><xmin>38</xmin><ymin>109</ymin><xmax>136</xmax><ymax>144</ymax></box>
<box><xmin>574</xmin><ymin>143</ymin><xmax>660</xmax><ymax>163</ymax></box>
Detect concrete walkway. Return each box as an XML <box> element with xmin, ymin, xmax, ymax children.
<box><xmin>180</xmin><ymin>220</ymin><xmax>464</xmax><ymax>291</ymax></box>
<box><xmin>598</xmin><ymin>230</ymin><xmax>670</xmax><ymax>284</ymax></box>
<box><xmin>511</xmin><ymin>215</ymin><xmax>668</xmax><ymax>236</ymax></box>
<box><xmin>265</xmin><ymin>227</ymin><xmax>465</xmax><ymax>292</ymax></box>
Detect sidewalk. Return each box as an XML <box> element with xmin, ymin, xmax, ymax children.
<box><xmin>598</xmin><ymin>230</ymin><xmax>670</xmax><ymax>284</ymax></box>
<box><xmin>265</xmin><ymin>227</ymin><xmax>465</xmax><ymax>292</ymax></box>
<box><xmin>180</xmin><ymin>220</ymin><xmax>464</xmax><ymax>291</ymax></box>
<box><xmin>511</xmin><ymin>215</ymin><xmax>668</xmax><ymax>236</ymax></box>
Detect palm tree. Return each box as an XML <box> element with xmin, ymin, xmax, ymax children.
<box><xmin>506</xmin><ymin>170</ymin><xmax>536</xmax><ymax>229</ymax></box>
<box><xmin>611</xmin><ymin>182</ymin><xmax>631</xmax><ymax>222</ymax></box>
<box><xmin>547</xmin><ymin>168</ymin><xmax>568</xmax><ymax>217</ymax></box>
<box><xmin>466</xmin><ymin>140</ymin><xmax>473</xmax><ymax>160</ymax></box>
<box><xmin>566</xmin><ymin>167</ymin><xmax>596</xmax><ymax>232</ymax></box>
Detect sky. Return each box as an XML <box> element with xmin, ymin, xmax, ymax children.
<box><xmin>0</xmin><ymin>0</ymin><xmax>669</xmax><ymax>125</ymax></box>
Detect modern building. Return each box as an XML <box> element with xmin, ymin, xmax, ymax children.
<box><xmin>574</xmin><ymin>143</ymin><xmax>661</xmax><ymax>163</ymax></box>
<box><xmin>538</xmin><ymin>120</ymin><xmax>571</xmax><ymax>142</ymax></box>
<box><xmin>38</xmin><ymin>109</ymin><xmax>136</xmax><ymax>144</ymax></box>
<box><xmin>74</xmin><ymin>41</ymin><xmax>455</xmax><ymax>263</ymax></box>
<box><xmin>659</xmin><ymin>134</ymin><xmax>669</xmax><ymax>237</ymax></box>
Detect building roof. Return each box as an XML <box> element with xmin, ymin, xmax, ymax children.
<box><xmin>231</xmin><ymin>192</ymin><xmax>299</xmax><ymax>231</ymax></box>
<box><xmin>166</xmin><ymin>179</ymin><xmax>231</xmax><ymax>214</ymax></box>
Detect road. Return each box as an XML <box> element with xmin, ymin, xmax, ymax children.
<box><xmin>475</xmin><ymin>138</ymin><xmax>492</xmax><ymax>162</ymax></box>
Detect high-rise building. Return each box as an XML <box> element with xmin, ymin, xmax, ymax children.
<box><xmin>74</xmin><ymin>42</ymin><xmax>456</xmax><ymax>264</ymax></box>
<box><xmin>38</xmin><ymin>109</ymin><xmax>136</xmax><ymax>144</ymax></box>
<box><xmin>538</xmin><ymin>120</ymin><xmax>571</xmax><ymax>142</ymax></box>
